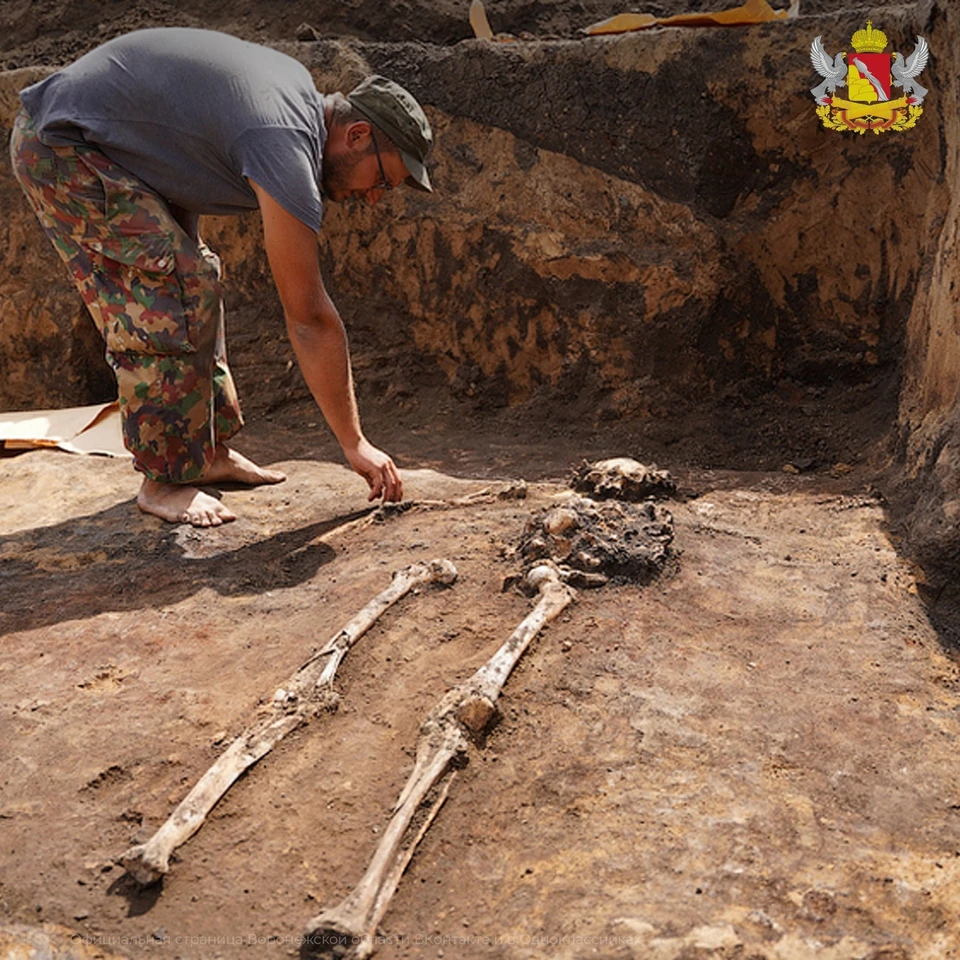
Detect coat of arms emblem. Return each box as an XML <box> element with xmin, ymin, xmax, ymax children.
<box><xmin>810</xmin><ymin>20</ymin><xmax>929</xmax><ymax>133</ymax></box>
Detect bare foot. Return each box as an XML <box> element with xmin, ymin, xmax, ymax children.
<box><xmin>201</xmin><ymin>444</ymin><xmax>287</xmax><ymax>486</ymax></box>
<box><xmin>137</xmin><ymin>478</ymin><xmax>237</xmax><ymax>527</ymax></box>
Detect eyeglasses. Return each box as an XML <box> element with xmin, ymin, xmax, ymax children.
<box><xmin>370</xmin><ymin>131</ymin><xmax>395</xmax><ymax>193</ymax></box>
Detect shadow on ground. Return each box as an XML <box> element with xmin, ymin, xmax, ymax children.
<box><xmin>0</xmin><ymin>501</ymin><xmax>361</xmax><ymax>635</ymax></box>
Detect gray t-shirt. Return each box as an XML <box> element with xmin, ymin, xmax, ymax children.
<box><xmin>20</xmin><ymin>28</ymin><xmax>327</xmax><ymax>232</ymax></box>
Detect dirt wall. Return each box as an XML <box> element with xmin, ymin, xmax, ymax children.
<box><xmin>889</xmin><ymin>2</ymin><xmax>960</xmax><ymax>641</ymax></box>
<box><xmin>322</xmin><ymin>11</ymin><xmax>935</xmax><ymax>405</ymax></box>
<box><xmin>0</xmin><ymin>8</ymin><xmax>938</xmax><ymax>416</ymax></box>
<box><xmin>0</xmin><ymin>0</ymin><xmax>860</xmax><ymax>69</ymax></box>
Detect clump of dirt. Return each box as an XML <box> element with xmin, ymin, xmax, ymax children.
<box><xmin>513</xmin><ymin>494</ymin><xmax>675</xmax><ymax>584</ymax></box>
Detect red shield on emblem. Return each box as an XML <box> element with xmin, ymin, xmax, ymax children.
<box><xmin>847</xmin><ymin>52</ymin><xmax>892</xmax><ymax>100</ymax></box>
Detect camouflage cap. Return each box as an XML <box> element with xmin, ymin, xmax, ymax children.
<box><xmin>347</xmin><ymin>75</ymin><xmax>434</xmax><ymax>192</ymax></box>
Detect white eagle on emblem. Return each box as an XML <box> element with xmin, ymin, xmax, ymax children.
<box><xmin>892</xmin><ymin>36</ymin><xmax>930</xmax><ymax>104</ymax></box>
<box><xmin>809</xmin><ymin>36</ymin><xmax>846</xmax><ymax>104</ymax></box>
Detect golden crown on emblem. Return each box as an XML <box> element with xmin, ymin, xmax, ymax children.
<box><xmin>850</xmin><ymin>20</ymin><xmax>888</xmax><ymax>53</ymax></box>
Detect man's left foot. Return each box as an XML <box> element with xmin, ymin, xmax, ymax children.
<box><xmin>202</xmin><ymin>444</ymin><xmax>287</xmax><ymax>486</ymax></box>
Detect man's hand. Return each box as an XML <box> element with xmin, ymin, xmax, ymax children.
<box><xmin>344</xmin><ymin>438</ymin><xmax>403</xmax><ymax>502</ymax></box>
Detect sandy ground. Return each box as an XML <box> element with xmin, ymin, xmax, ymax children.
<box><xmin>1</xmin><ymin>423</ymin><xmax>959</xmax><ymax>960</ymax></box>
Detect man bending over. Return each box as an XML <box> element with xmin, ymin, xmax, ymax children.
<box><xmin>10</xmin><ymin>27</ymin><xmax>433</xmax><ymax>526</ymax></box>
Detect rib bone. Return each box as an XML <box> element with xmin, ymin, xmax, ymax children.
<box><xmin>119</xmin><ymin>559</ymin><xmax>458</xmax><ymax>886</ymax></box>
<box><xmin>303</xmin><ymin>563</ymin><xmax>575</xmax><ymax>959</ymax></box>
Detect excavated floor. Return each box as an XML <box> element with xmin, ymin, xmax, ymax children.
<box><xmin>1</xmin><ymin>417</ymin><xmax>959</xmax><ymax>960</ymax></box>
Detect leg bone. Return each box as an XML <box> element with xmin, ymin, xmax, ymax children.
<box><xmin>302</xmin><ymin>564</ymin><xmax>575</xmax><ymax>959</ymax></box>
<box><xmin>118</xmin><ymin>559</ymin><xmax>457</xmax><ymax>886</ymax></box>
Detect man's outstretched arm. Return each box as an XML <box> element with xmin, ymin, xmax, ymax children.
<box><xmin>249</xmin><ymin>179</ymin><xmax>402</xmax><ymax>502</ymax></box>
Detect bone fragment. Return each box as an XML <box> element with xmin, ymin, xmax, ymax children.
<box><xmin>380</xmin><ymin>481</ymin><xmax>528</xmax><ymax>515</ymax></box>
<box><xmin>302</xmin><ymin>564</ymin><xmax>575</xmax><ymax>959</ymax></box>
<box><xmin>570</xmin><ymin>457</ymin><xmax>676</xmax><ymax>501</ymax></box>
<box><xmin>118</xmin><ymin>559</ymin><xmax>457</xmax><ymax>887</ymax></box>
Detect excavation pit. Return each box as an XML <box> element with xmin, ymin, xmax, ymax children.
<box><xmin>2</xmin><ymin>2</ymin><xmax>960</xmax><ymax>958</ymax></box>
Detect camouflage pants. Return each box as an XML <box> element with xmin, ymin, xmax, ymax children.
<box><xmin>9</xmin><ymin>111</ymin><xmax>243</xmax><ymax>483</ymax></box>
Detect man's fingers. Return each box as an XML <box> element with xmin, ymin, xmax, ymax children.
<box><xmin>367</xmin><ymin>471</ymin><xmax>385</xmax><ymax>501</ymax></box>
<box><xmin>346</xmin><ymin>442</ymin><xmax>402</xmax><ymax>502</ymax></box>
<box><xmin>366</xmin><ymin>464</ymin><xmax>402</xmax><ymax>502</ymax></box>
<box><xmin>384</xmin><ymin>464</ymin><xmax>402</xmax><ymax>502</ymax></box>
